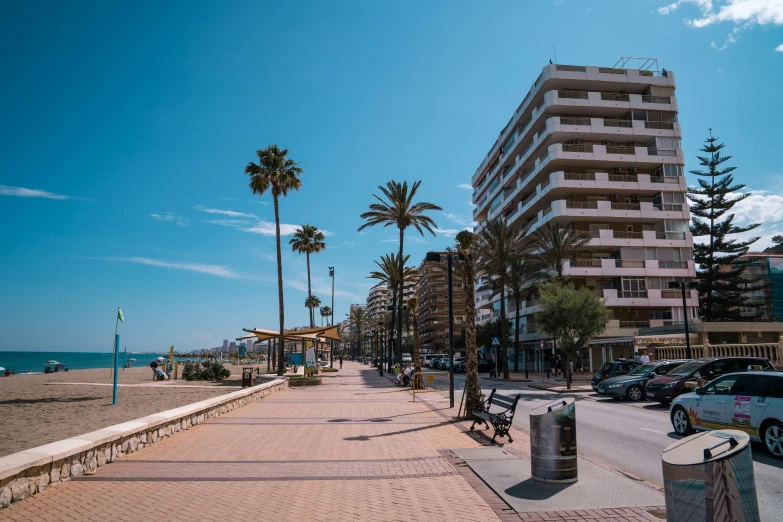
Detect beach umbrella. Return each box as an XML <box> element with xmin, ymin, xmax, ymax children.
<box><xmin>0</xmin><ymin>367</ymin><xmax>5</xmax><ymax>373</ymax></box>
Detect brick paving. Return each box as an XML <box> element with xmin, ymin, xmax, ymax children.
<box><xmin>0</xmin><ymin>363</ymin><xmax>664</xmax><ymax>521</ymax></box>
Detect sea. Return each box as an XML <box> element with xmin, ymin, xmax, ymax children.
<box><xmin>0</xmin><ymin>351</ymin><xmax>198</xmax><ymax>373</ymax></box>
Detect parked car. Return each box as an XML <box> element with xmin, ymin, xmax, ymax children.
<box><xmin>670</xmin><ymin>370</ymin><xmax>783</xmax><ymax>458</ymax></box>
<box><xmin>444</xmin><ymin>358</ymin><xmax>466</xmax><ymax>372</ymax></box>
<box><xmin>591</xmin><ymin>360</ymin><xmax>642</xmax><ymax>391</ymax></box>
<box><xmin>423</xmin><ymin>354</ymin><xmax>447</xmax><ymax>368</ymax></box>
<box><xmin>597</xmin><ymin>360</ymin><xmax>687</xmax><ymax>401</ymax></box>
<box><xmin>645</xmin><ymin>357</ymin><xmax>775</xmax><ymax>405</ymax></box>
<box><xmin>453</xmin><ymin>359</ymin><xmax>492</xmax><ymax>373</ymax></box>
<box><xmin>401</xmin><ymin>353</ymin><xmax>412</xmax><ymax>364</ymax></box>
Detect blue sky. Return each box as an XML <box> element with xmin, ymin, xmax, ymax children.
<box><xmin>1</xmin><ymin>0</ymin><xmax>782</xmax><ymax>352</ymax></box>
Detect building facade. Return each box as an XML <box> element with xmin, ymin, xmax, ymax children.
<box><xmin>366</xmin><ymin>283</ymin><xmax>389</xmax><ymax>321</ymax></box>
<box><xmin>414</xmin><ymin>253</ymin><xmax>467</xmax><ymax>353</ymax></box>
<box><xmin>735</xmin><ymin>252</ymin><xmax>783</xmax><ymax>321</ymax></box>
<box><xmin>470</xmin><ymin>61</ymin><xmax>698</xmax><ymax>372</ymax></box>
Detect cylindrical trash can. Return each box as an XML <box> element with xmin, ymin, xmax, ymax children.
<box><xmin>662</xmin><ymin>429</ymin><xmax>759</xmax><ymax>522</ymax></box>
<box><xmin>529</xmin><ymin>398</ymin><xmax>577</xmax><ymax>483</ymax></box>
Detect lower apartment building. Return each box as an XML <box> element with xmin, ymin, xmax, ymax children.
<box><xmin>471</xmin><ymin>60</ymin><xmax>698</xmax><ymax>372</ymax></box>
<box><xmin>415</xmin><ymin>253</ymin><xmax>466</xmax><ymax>353</ymax></box>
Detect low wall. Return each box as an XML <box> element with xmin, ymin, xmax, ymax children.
<box><xmin>0</xmin><ymin>378</ymin><xmax>287</xmax><ymax>509</ymax></box>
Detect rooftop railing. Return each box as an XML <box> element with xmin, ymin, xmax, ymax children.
<box><xmin>556</xmin><ymin>65</ymin><xmax>587</xmax><ymax>72</ymax></box>
<box><xmin>598</xmin><ymin>67</ymin><xmax>626</xmax><ymax>75</ymax></box>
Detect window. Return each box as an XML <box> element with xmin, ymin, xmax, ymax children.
<box><xmin>710</xmin><ymin>360</ymin><xmax>742</xmax><ymax>377</ymax></box>
<box><xmin>757</xmin><ymin>376</ymin><xmax>783</xmax><ymax>399</ymax></box>
<box><xmin>704</xmin><ymin>375</ymin><xmax>739</xmax><ymax>395</ymax></box>
<box><xmin>658</xmin><ymin>363</ymin><xmax>680</xmax><ymax>375</ymax></box>
<box><xmin>646</xmin><ymin>248</ymin><xmax>657</xmax><ymax>260</ymax></box>
<box><xmin>730</xmin><ymin>375</ymin><xmax>764</xmax><ymax>396</ymax></box>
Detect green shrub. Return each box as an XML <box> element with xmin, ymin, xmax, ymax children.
<box><xmin>321</xmin><ymin>367</ymin><xmax>338</xmax><ymax>372</ymax></box>
<box><xmin>182</xmin><ymin>360</ymin><xmax>231</xmax><ymax>381</ymax></box>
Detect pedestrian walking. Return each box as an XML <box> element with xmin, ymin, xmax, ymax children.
<box><xmin>339</xmin><ymin>356</ymin><xmax>343</xmax><ymax>369</ymax></box>
<box><xmin>640</xmin><ymin>351</ymin><xmax>650</xmax><ymax>364</ymax></box>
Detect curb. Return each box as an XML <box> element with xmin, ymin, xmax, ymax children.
<box><xmin>526</xmin><ymin>383</ymin><xmax>595</xmax><ymax>393</ymax></box>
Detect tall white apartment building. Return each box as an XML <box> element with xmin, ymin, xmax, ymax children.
<box><xmin>471</xmin><ymin>60</ymin><xmax>698</xmax><ymax>372</ymax></box>
<box><xmin>367</xmin><ymin>283</ymin><xmax>389</xmax><ymax>321</ymax></box>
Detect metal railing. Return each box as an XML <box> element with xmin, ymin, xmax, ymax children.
<box><xmin>599</xmin><ymin>67</ymin><xmax>626</xmax><ymax>75</ymax></box>
<box><xmin>615</xmin><ymin>259</ymin><xmax>645</xmax><ymax>268</ymax></box>
<box><xmin>608</xmin><ymin>174</ymin><xmax>638</xmax><ymax>182</ymax></box>
<box><xmin>654</xmin><ymin>203</ymin><xmax>683</xmax><ymax>212</ymax></box>
<box><xmin>647</xmin><ymin>148</ymin><xmax>677</xmax><ymax>156</ymax></box>
<box><xmin>517</xmin><ymin>117</ymin><xmax>532</xmax><ymax>135</ymax></box>
<box><xmin>566</xmin><ymin>201</ymin><xmax>598</xmax><ymax>209</ymax></box>
<box><xmin>560</xmin><ymin>117</ymin><xmax>591</xmax><ymax>126</ymax></box>
<box><xmin>603</xmin><ymin>119</ymin><xmax>632</xmax><ymax>128</ymax></box>
<box><xmin>558</xmin><ymin>90</ymin><xmax>589</xmax><ymax>99</ymax></box>
<box><xmin>611</xmin><ymin>203</ymin><xmax>641</xmax><ymax>211</ymax></box>
<box><xmin>601</xmin><ymin>93</ymin><xmax>630</xmax><ymax>102</ymax></box>
<box><xmin>656</xmin><ymin>232</ymin><xmax>686</xmax><ymax>240</ymax></box>
<box><xmin>645</xmin><ymin>121</ymin><xmax>675</xmax><ymax>130</ymax></box>
<box><xmin>411</xmin><ymin>371</ymin><xmax>450</xmax><ymax>402</ymax></box>
<box><xmin>642</xmin><ymin>95</ymin><xmax>671</xmax><ymax>104</ymax></box>
<box><xmin>613</xmin><ymin>231</ymin><xmax>644</xmax><ymax>239</ymax></box>
<box><xmin>570</xmin><ymin>259</ymin><xmax>602</xmax><ymax>267</ymax></box>
<box><xmin>562</xmin><ymin>144</ymin><xmax>594</xmax><ymax>153</ymax></box>
<box><xmin>658</xmin><ymin>260</ymin><xmax>688</xmax><ymax>269</ymax></box>
<box><xmin>606</xmin><ymin>145</ymin><xmax>636</xmax><ymax>154</ymax></box>
<box><xmin>565</xmin><ymin>172</ymin><xmax>595</xmax><ymax>181</ymax></box>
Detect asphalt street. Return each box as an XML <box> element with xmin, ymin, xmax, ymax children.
<box><xmin>448</xmin><ymin>374</ymin><xmax>783</xmax><ymax>521</ymax></box>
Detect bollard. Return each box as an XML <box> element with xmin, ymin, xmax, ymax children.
<box><xmin>530</xmin><ymin>398</ymin><xmax>577</xmax><ymax>483</ymax></box>
<box><xmin>662</xmin><ymin>429</ymin><xmax>759</xmax><ymax>521</ymax></box>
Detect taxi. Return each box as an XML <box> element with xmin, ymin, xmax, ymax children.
<box><xmin>670</xmin><ymin>370</ymin><xmax>783</xmax><ymax>459</ymax></box>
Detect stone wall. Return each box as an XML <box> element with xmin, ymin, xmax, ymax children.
<box><xmin>0</xmin><ymin>378</ymin><xmax>286</xmax><ymax>510</ymax></box>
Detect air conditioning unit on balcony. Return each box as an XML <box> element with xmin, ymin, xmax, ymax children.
<box><xmin>629</xmin><ymin>167</ymin><xmax>638</xmax><ymax>174</ymax></box>
<box><xmin>609</xmin><ymin>194</ymin><xmax>618</xmax><ymax>201</ymax></box>
<box><xmin>601</xmin><ymin>140</ymin><xmax>609</xmax><ymax>146</ymax></box>
<box><xmin>572</xmin><ymin>139</ymin><xmax>582</xmax><ymax>145</ymax></box>
<box><xmin>629</xmin><ymin>141</ymin><xmax>636</xmax><ymax>147</ymax></box>
<box><xmin>613</xmin><ymin>167</ymin><xmax>623</xmax><ymax>173</ymax></box>
<box><xmin>631</xmin><ymin>194</ymin><xmax>640</xmax><ymax>202</ymax></box>
<box><xmin>586</xmin><ymin>278</ymin><xmax>597</xmax><ymax>287</ymax></box>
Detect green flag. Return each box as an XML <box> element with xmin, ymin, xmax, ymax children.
<box><xmin>117</xmin><ymin>307</ymin><xmax>124</xmax><ymax>323</ymax></box>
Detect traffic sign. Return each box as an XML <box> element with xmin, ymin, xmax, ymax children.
<box><xmin>540</xmin><ymin>340</ymin><xmax>545</xmax><ymax>350</ymax></box>
<box><xmin>491</xmin><ymin>337</ymin><xmax>500</xmax><ymax>346</ymax></box>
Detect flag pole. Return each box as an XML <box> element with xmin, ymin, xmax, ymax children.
<box><xmin>111</xmin><ymin>314</ymin><xmax>119</xmax><ymax>379</ymax></box>
<box><xmin>112</xmin><ymin>306</ymin><xmax>123</xmax><ymax>405</ymax></box>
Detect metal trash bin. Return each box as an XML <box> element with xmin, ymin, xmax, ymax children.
<box><xmin>530</xmin><ymin>398</ymin><xmax>577</xmax><ymax>483</ymax></box>
<box><xmin>241</xmin><ymin>367</ymin><xmax>254</xmax><ymax>388</ymax></box>
<box><xmin>662</xmin><ymin>429</ymin><xmax>759</xmax><ymax>522</ymax></box>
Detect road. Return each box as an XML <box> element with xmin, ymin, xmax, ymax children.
<box><xmin>450</xmin><ymin>374</ymin><xmax>783</xmax><ymax>521</ymax></box>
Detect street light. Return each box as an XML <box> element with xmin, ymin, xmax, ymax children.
<box><xmin>426</xmin><ymin>251</ymin><xmax>464</xmax><ymax>409</ymax></box>
<box><xmin>329</xmin><ymin>267</ymin><xmax>335</xmax><ymax>368</ymax></box>
<box><xmin>668</xmin><ymin>280</ymin><xmax>699</xmax><ymax>359</ymax></box>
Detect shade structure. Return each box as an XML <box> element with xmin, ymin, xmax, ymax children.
<box><xmin>240</xmin><ymin>325</ymin><xmax>340</xmax><ymax>344</ymax></box>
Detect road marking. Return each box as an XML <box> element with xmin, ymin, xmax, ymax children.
<box><xmin>640</xmin><ymin>427</ymin><xmax>668</xmax><ymax>435</ymax></box>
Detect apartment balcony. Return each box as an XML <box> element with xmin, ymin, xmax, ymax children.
<box><xmin>547</xmin><ymin>116</ymin><xmax>681</xmax><ymax>141</ymax></box>
<box><xmin>548</xmin><ymin>199</ymin><xmax>689</xmax><ymax>222</ymax></box>
<box><xmin>563</xmin><ymin>258</ymin><xmax>695</xmax><ymax>278</ymax></box>
<box><xmin>586</xmin><ymin>228</ymin><xmax>692</xmax><ymax>248</ymax></box>
<box><xmin>597</xmin><ymin>288</ymin><xmax>698</xmax><ymax>308</ymax></box>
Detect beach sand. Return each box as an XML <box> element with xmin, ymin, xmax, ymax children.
<box><xmin>0</xmin><ymin>364</ymin><xmax>274</xmax><ymax>457</ymax></box>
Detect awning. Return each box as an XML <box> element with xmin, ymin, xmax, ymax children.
<box><xmin>589</xmin><ymin>337</ymin><xmax>634</xmax><ymax>346</ymax></box>
<box><xmin>240</xmin><ymin>325</ymin><xmax>341</xmax><ymax>343</ymax></box>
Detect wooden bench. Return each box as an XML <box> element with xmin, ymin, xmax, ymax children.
<box><xmin>470</xmin><ymin>388</ymin><xmax>521</xmax><ymax>443</ymax></box>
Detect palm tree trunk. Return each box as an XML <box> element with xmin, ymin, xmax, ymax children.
<box><xmin>464</xmin><ymin>258</ymin><xmax>482</xmax><ymax>419</ymax></box>
<box><xmin>500</xmin><ymin>284</ymin><xmax>509</xmax><ymax>379</ymax></box>
<box><xmin>273</xmin><ymin>194</ymin><xmax>285</xmax><ymax>377</ymax></box>
<box><xmin>397</xmin><ymin>228</ymin><xmax>405</xmax><ymax>367</ymax></box>
<box><xmin>514</xmin><ymin>294</ymin><xmax>520</xmax><ymax>373</ymax></box>
<box><xmin>306</xmin><ymin>252</ymin><xmax>313</xmax><ymax>328</ymax></box>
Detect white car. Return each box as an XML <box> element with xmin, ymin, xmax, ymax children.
<box><xmin>670</xmin><ymin>370</ymin><xmax>783</xmax><ymax>459</ymax></box>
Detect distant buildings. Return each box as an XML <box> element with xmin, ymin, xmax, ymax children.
<box><xmin>222</xmin><ymin>339</ymin><xmax>229</xmax><ymax>352</ymax></box>
<box><xmin>414</xmin><ymin>252</ymin><xmax>466</xmax><ymax>353</ymax></box>
<box><xmin>229</xmin><ymin>341</ymin><xmax>236</xmax><ymax>353</ymax></box>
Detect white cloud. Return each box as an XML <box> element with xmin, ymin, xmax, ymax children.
<box><xmin>204</xmin><ymin>218</ymin><xmax>323</xmax><ymax>237</ymax></box>
<box><xmin>97</xmin><ymin>256</ymin><xmax>261</xmax><ymax>280</ymax></box>
<box><xmin>194</xmin><ymin>205</ymin><xmax>257</xmax><ymax>219</ymax></box>
<box><xmin>342</xmin><ymin>241</ymin><xmax>355</xmax><ymax>248</ymax></box>
<box><xmin>458</xmin><ymin>184</ymin><xmax>473</xmax><ymax>190</ymax></box>
<box><xmin>776</xmin><ymin>43</ymin><xmax>783</xmax><ymax>52</ymax></box>
<box><xmin>381</xmin><ymin>238</ymin><xmax>398</xmax><ymax>243</ymax></box>
<box><xmin>286</xmin><ymin>274</ymin><xmax>363</xmax><ymax>302</ymax></box>
<box><xmin>444</xmin><ymin>212</ymin><xmax>477</xmax><ymax>228</ymax></box>
<box><xmin>150</xmin><ymin>212</ymin><xmax>190</xmax><ymax>227</ymax></box>
<box><xmin>658</xmin><ymin>0</ymin><xmax>783</xmax><ymax>49</ymax></box>
<box><xmin>381</xmin><ymin>236</ymin><xmax>428</xmax><ymax>244</ymax></box>
<box><xmin>433</xmin><ymin>227</ymin><xmax>469</xmax><ymax>238</ymax></box>
<box><xmin>249</xmin><ymin>200</ymin><xmax>270</xmax><ymax>206</ymax></box>
<box><xmin>0</xmin><ymin>185</ymin><xmax>84</xmax><ymax>200</ymax></box>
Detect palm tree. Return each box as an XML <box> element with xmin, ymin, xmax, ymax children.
<box><xmin>349</xmin><ymin>307</ymin><xmax>366</xmax><ymax>360</ymax></box>
<box><xmin>305</xmin><ymin>295</ymin><xmax>322</xmax><ymax>327</ymax></box>
<box><xmin>476</xmin><ymin>218</ymin><xmax>525</xmax><ymax>379</ymax></box>
<box><xmin>359</xmin><ymin>181</ymin><xmax>441</xmax><ymax>367</ymax></box>
<box><xmin>290</xmin><ymin>224</ymin><xmax>327</xmax><ymax>327</ymax></box>
<box><xmin>506</xmin><ymin>257</ymin><xmax>547</xmax><ymax>373</ymax></box>
<box><xmin>530</xmin><ymin>223</ymin><xmax>591</xmax><ymax>281</ymax></box>
<box><xmin>455</xmin><ymin>230</ymin><xmax>482</xmax><ymax>417</ymax></box>
<box><xmin>368</xmin><ymin>252</ymin><xmax>418</xmax><ymax>370</ymax></box>
<box><xmin>319</xmin><ymin>306</ymin><xmax>332</xmax><ymax>327</ymax></box>
<box><xmin>245</xmin><ymin>144</ymin><xmax>303</xmax><ymax>376</ymax></box>
<box><xmin>407</xmin><ymin>297</ymin><xmax>421</xmax><ymax>377</ymax></box>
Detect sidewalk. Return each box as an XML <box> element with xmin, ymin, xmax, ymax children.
<box><xmin>0</xmin><ymin>362</ymin><xmax>663</xmax><ymax>522</ymax></box>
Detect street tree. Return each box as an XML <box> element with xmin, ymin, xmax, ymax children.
<box><xmin>290</xmin><ymin>224</ymin><xmax>327</xmax><ymax>327</ymax></box>
<box><xmin>534</xmin><ymin>280</ymin><xmax>610</xmax><ymax>389</ymax></box>
<box><xmin>530</xmin><ymin>223</ymin><xmax>591</xmax><ymax>281</ymax></box>
<box><xmin>455</xmin><ymin>230</ymin><xmax>483</xmax><ymax>418</ymax></box>
<box><xmin>506</xmin><ymin>257</ymin><xmax>546</xmax><ymax>373</ymax></box>
<box><xmin>407</xmin><ymin>297</ymin><xmax>421</xmax><ymax>377</ymax></box>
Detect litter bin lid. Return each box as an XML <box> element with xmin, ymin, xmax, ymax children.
<box><xmin>662</xmin><ymin>429</ymin><xmax>750</xmax><ymax>466</ymax></box>
<box><xmin>530</xmin><ymin>397</ymin><xmax>575</xmax><ymax>416</ymax></box>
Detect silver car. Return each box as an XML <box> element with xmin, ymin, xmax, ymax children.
<box><xmin>598</xmin><ymin>360</ymin><xmax>687</xmax><ymax>401</ymax></box>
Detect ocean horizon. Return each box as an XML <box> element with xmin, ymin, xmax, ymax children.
<box><xmin>0</xmin><ymin>351</ymin><xmax>202</xmax><ymax>373</ymax></box>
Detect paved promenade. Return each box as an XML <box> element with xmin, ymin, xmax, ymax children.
<box><xmin>0</xmin><ymin>363</ymin><xmax>664</xmax><ymax>522</ymax></box>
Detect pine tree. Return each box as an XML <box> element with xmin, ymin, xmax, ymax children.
<box><xmin>687</xmin><ymin>132</ymin><xmax>768</xmax><ymax>321</ymax></box>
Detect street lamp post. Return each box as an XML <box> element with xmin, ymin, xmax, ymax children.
<box><xmin>668</xmin><ymin>281</ymin><xmax>699</xmax><ymax>360</ymax></box>
<box><xmin>329</xmin><ymin>267</ymin><xmax>335</xmax><ymax>368</ymax></box>
<box><xmin>426</xmin><ymin>251</ymin><xmax>464</xmax><ymax>409</ymax></box>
